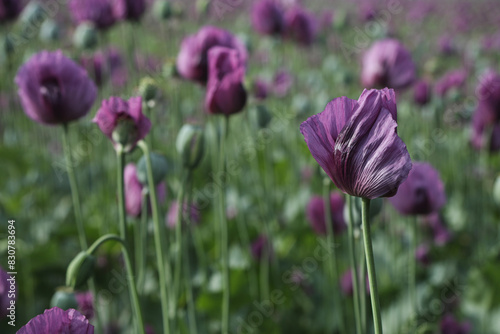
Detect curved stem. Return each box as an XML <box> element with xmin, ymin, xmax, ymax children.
<box><xmin>361</xmin><ymin>198</ymin><xmax>383</xmax><ymax>334</ymax></box>
<box><xmin>138</xmin><ymin>140</ymin><xmax>171</xmax><ymax>334</ymax></box>
<box><xmin>347</xmin><ymin>196</ymin><xmax>362</xmax><ymax>334</ymax></box>
<box><xmin>219</xmin><ymin>116</ymin><xmax>230</xmax><ymax>334</ymax></box>
<box><xmin>87</xmin><ymin>234</ymin><xmax>145</xmax><ymax>334</ymax></box>
<box><xmin>116</xmin><ymin>148</ymin><xmax>128</xmax><ymax>244</ymax></box>
<box><xmin>323</xmin><ymin>180</ymin><xmax>345</xmax><ymax>333</ymax></box>
<box><xmin>61</xmin><ymin>124</ymin><xmax>102</xmax><ymax>332</ymax></box>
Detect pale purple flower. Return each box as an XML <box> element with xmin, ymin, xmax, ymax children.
<box><xmin>251</xmin><ymin>0</ymin><xmax>285</xmax><ymax>36</ymax></box>
<box><xmin>176</xmin><ymin>26</ymin><xmax>248</xmax><ymax>84</ymax></box>
<box><xmin>69</xmin><ymin>0</ymin><xmax>116</xmax><ymax>30</ymax></box>
<box><xmin>300</xmin><ymin>88</ymin><xmax>412</xmax><ymax>199</ymax></box>
<box><xmin>18</xmin><ymin>307</ymin><xmax>94</xmax><ymax>334</ymax></box>
<box><xmin>434</xmin><ymin>70</ymin><xmax>466</xmax><ymax>97</ymax></box>
<box><xmin>166</xmin><ymin>200</ymin><xmax>200</xmax><ymax>229</ymax></box>
<box><xmin>15</xmin><ymin>50</ymin><xmax>97</xmax><ymax>125</ymax></box>
<box><xmin>284</xmin><ymin>6</ymin><xmax>317</xmax><ymax>46</ymax></box>
<box><xmin>361</xmin><ymin>39</ymin><xmax>416</xmax><ymax>90</ymax></box>
<box><xmin>389</xmin><ymin>162</ymin><xmax>446</xmax><ymax>216</ymax></box>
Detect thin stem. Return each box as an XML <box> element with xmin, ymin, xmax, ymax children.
<box><xmin>347</xmin><ymin>196</ymin><xmax>362</xmax><ymax>334</ymax></box>
<box><xmin>361</xmin><ymin>198</ymin><xmax>383</xmax><ymax>334</ymax></box>
<box><xmin>359</xmin><ymin>241</ymin><xmax>367</xmax><ymax>334</ymax></box>
<box><xmin>138</xmin><ymin>140</ymin><xmax>171</xmax><ymax>334</ymax></box>
<box><xmin>173</xmin><ymin>171</ymin><xmax>189</xmax><ymax>324</ymax></box>
<box><xmin>62</xmin><ymin>124</ymin><xmax>87</xmax><ymax>250</ymax></box>
<box><xmin>323</xmin><ymin>179</ymin><xmax>345</xmax><ymax>333</ymax></box>
<box><xmin>219</xmin><ymin>116</ymin><xmax>230</xmax><ymax>334</ymax></box>
<box><xmin>409</xmin><ymin>217</ymin><xmax>417</xmax><ymax>321</ymax></box>
<box><xmin>185</xmin><ymin>181</ymin><xmax>199</xmax><ymax>334</ymax></box>
<box><xmin>61</xmin><ymin>124</ymin><xmax>102</xmax><ymax>332</ymax></box>
<box><xmin>87</xmin><ymin>234</ymin><xmax>145</xmax><ymax>334</ymax></box>
<box><xmin>116</xmin><ymin>148</ymin><xmax>128</xmax><ymax>245</ymax></box>
<box><xmin>136</xmin><ymin>191</ymin><xmax>149</xmax><ymax>294</ymax></box>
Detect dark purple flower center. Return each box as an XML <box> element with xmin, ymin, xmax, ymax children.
<box><xmin>414</xmin><ymin>186</ymin><xmax>430</xmax><ymax>214</ymax></box>
<box><xmin>40</xmin><ymin>77</ymin><xmax>62</xmax><ymax>112</ymax></box>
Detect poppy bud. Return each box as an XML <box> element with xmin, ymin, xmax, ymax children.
<box><xmin>176</xmin><ymin>124</ymin><xmax>205</xmax><ymax>170</ymax></box>
<box><xmin>19</xmin><ymin>2</ymin><xmax>43</xmax><ymax>26</ymax></box>
<box><xmin>249</xmin><ymin>105</ymin><xmax>272</xmax><ymax>129</ymax></box>
<box><xmin>73</xmin><ymin>23</ymin><xmax>98</xmax><ymax>50</ymax></box>
<box><xmin>136</xmin><ymin>152</ymin><xmax>168</xmax><ymax>186</ymax></box>
<box><xmin>66</xmin><ymin>251</ymin><xmax>96</xmax><ymax>289</ymax></box>
<box><xmin>40</xmin><ymin>19</ymin><xmax>61</xmax><ymax>42</ymax></box>
<box><xmin>138</xmin><ymin>77</ymin><xmax>158</xmax><ymax>103</ymax></box>
<box><xmin>50</xmin><ymin>288</ymin><xmax>79</xmax><ymax>310</ymax></box>
<box><xmin>153</xmin><ymin>0</ymin><xmax>172</xmax><ymax>20</ymax></box>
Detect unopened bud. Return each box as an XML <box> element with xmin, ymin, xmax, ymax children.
<box><xmin>176</xmin><ymin>124</ymin><xmax>205</xmax><ymax>170</ymax></box>
<box><xmin>66</xmin><ymin>251</ymin><xmax>96</xmax><ymax>289</ymax></box>
<box><xmin>73</xmin><ymin>23</ymin><xmax>98</xmax><ymax>50</ymax></box>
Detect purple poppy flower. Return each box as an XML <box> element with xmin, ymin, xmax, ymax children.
<box><xmin>434</xmin><ymin>69</ymin><xmax>466</xmax><ymax>97</ymax></box>
<box><xmin>69</xmin><ymin>0</ymin><xmax>116</xmax><ymax>30</ymax></box>
<box><xmin>176</xmin><ymin>26</ymin><xmax>248</xmax><ymax>84</ymax></box>
<box><xmin>18</xmin><ymin>307</ymin><xmax>94</xmax><ymax>334</ymax></box>
<box><xmin>413</xmin><ymin>80</ymin><xmax>431</xmax><ymax>106</ymax></box>
<box><xmin>284</xmin><ymin>6</ymin><xmax>317</xmax><ymax>46</ymax></box>
<box><xmin>0</xmin><ymin>266</ymin><xmax>16</xmax><ymax>319</ymax></box>
<box><xmin>440</xmin><ymin>314</ymin><xmax>472</xmax><ymax>334</ymax></box>
<box><xmin>166</xmin><ymin>200</ymin><xmax>200</xmax><ymax>229</ymax></box>
<box><xmin>389</xmin><ymin>162</ymin><xmax>446</xmax><ymax>216</ymax></box>
<box><xmin>93</xmin><ymin>96</ymin><xmax>151</xmax><ymax>151</ymax></box>
<box><xmin>0</xmin><ymin>0</ymin><xmax>22</xmax><ymax>23</ymax></box>
<box><xmin>251</xmin><ymin>235</ymin><xmax>273</xmax><ymax>261</ymax></box>
<box><xmin>80</xmin><ymin>48</ymin><xmax>128</xmax><ymax>87</ymax></box>
<box><xmin>361</xmin><ymin>39</ymin><xmax>416</xmax><ymax>90</ymax></box>
<box><xmin>251</xmin><ymin>0</ymin><xmax>285</xmax><ymax>36</ymax></box>
<box><xmin>15</xmin><ymin>50</ymin><xmax>97</xmax><ymax>126</ymax></box>
<box><xmin>306</xmin><ymin>193</ymin><xmax>346</xmax><ymax>235</ymax></box>
<box><xmin>113</xmin><ymin>0</ymin><xmax>147</xmax><ymax>21</ymax></box>
<box><xmin>205</xmin><ymin>46</ymin><xmax>247</xmax><ymax>116</ymax></box>
<box><xmin>415</xmin><ymin>244</ymin><xmax>430</xmax><ymax>266</ymax></box>
<box><xmin>273</xmin><ymin>69</ymin><xmax>293</xmax><ymax>97</ymax></box>
<box><xmin>300</xmin><ymin>88</ymin><xmax>412</xmax><ymax>199</ymax></box>
<box><xmin>75</xmin><ymin>291</ymin><xmax>94</xmax><ymax>320</ymax></box>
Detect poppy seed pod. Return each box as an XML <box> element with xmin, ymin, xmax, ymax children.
<box><xmin>153</xmin><ymin>0</ymin><xmax>172</xmax><ymax>20</ymax></box>
<box><xmin>66</xmin><ymin>252</ymin><xmax>96</xmax><ymax>289</ymax></box>
<box><xmin>136</xmin><ymin>152</ymin><xmax>168</xmax><ymax>186</ymax></box>
<box><xmin>176</xmin><ymin>124</ymin><xmax>205</xmax><ymax>170</ymax></box>
<box><xmin>18</xmin><ymin>307</ymin><xmax>94</xmax><ymax>334</ymax></box>
<box><xmin>50</xmin><ymin>289</ymin><xmax>79</xmax><ymax>311</ymax></box>
<box><xmin>301</xmin><ymin>88</ymin><xmax>412</xmax><ymax>199</ymax></box>
<box><xmin>40</xmin><ymin>20</ymin><xmax>61</xmax><ymax>43</ymax></box>
<box><xmin>138</xmin><ymin>77</ymin><xmax>159</xmax><ymax>103</ymax></box>
<box><xmin>73</xmin><ymin>23</ymin><xmax>98</xmax><ymax>50</ymax></box>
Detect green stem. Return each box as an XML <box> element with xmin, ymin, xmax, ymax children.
<box><xmin>361</xmin><ymin>198</ymin><xmax>383</xmax><ymax>334</ymax></box>
<box><xmin>173</xmin><ymin>171</ymin><xmax>189</xmax><ymax>325</ymax></box>
<box><xmin>136</xmin><ymin>191</ymin><xmax>148</xmax><ymax>294</ymax></box>
<box><xmin>410</xmin><ymin>217</ymin><xmax>417</xmax><ymax>320</ymax></box>
<box><xmin>138</xmin><ymin>140</ymin><xmax>171</xmax><ymax>334</ymax></box>
<box><xmin>323</xmin><ymin>179</ymin><xmax>345</xmax><ymax>333</ymax></box>
<box><xmin>116</xmin><ymin>148</ymin><xmax>128</xmax><ymax>244</ymax></box>
<box><xmin>359</xmin><ymin>241</ymin><xmax>367</xmax><ymax>334</ymax></box>
<box><xmin>87</xmin><ymin>234</ymin><xmax>145</xmax><ymax>334</ymax></box>
<box><xmin>347</xmin><ymin>196</ymin><xmax>362</xmax><ymax>334</ymax></box>
<box><xmin>61</xmin><ymin>124</ymin><xmax>102</xmax><ymax>332</ymax></box>
<box><xmin>219</xmin><ymin>116</ymin><xmax>230</xmax><ymax>334</ymax></box>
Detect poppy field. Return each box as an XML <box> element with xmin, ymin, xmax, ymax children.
<box><xmin>1</xmin><ymin>0</ymin><xmax>500</xmax><ymax>333</ymax></box>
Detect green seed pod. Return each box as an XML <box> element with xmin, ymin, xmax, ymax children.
<box><xmin>40</xmin><ymin>19</ymin><xmax>60</xmax><ymax>42</ymax></box>
<box><xmin>153</xmin><ymin>0</ymin><xmax>172</xmax><ymax>20</ymax></box>
<box><xmin>138</xmin><ymin>77</ymin><xmax>159</xmax><ymax>103</ymax></box>
<box><xmin>493</xmin><ymin>176</ymin><xmax>500</xmax><ymax>206</ymax></box>
<box><xmin>137</xmin><ymin>152</ymin><xmax>169</xmax><ymax>186</ymax></box>
<box><xmin>176</xmin><ymin>124</ymin><xmax>205</xmax><ymax>170</ymax></box>
<box><xmin>73</xmin><ymin>23</ymin><xmax>98</xmax><ymax>50</ymax></box>
<box><xmin>249</xmin><ymin>105</ymin><xmax>272</xmax><ymax>129</ymax></box>
<box><xmin>19</xmin><ymin>2</ymin><xmax>45</xmax><ymax>26</ymax></box>
<box><xmin>66</xmin><ymin>251</ymin><xmax>96</xmax><ymax>289</ymax></box>
<box><xmin>50</xmin><ymin>288</ymin><xmax>78</xmax><ymax>310</ymax></box>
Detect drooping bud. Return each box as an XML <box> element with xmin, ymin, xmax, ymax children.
<box><xmin>50</xmin><ymin>288</ymin><xmax>79</xmax><ymax>310</ymax></box>
<box><xmin>137</xmin><ymin>152</ymin><xmax>168</xmax><ymax>185</ymax></box>
<box><xmin>176</xmin><ymin>125</ymin><xmax>205</xmax><ymax>170</ymax></box>
<box><xmin>66</xmin><ymin>251</ymin><xmax>96</xmax><ymax>289</ymax></box>
<box><xmin>73</xmin><ymin>22</ymin><xmax>98</xmax><ymax>50</ymax></box>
